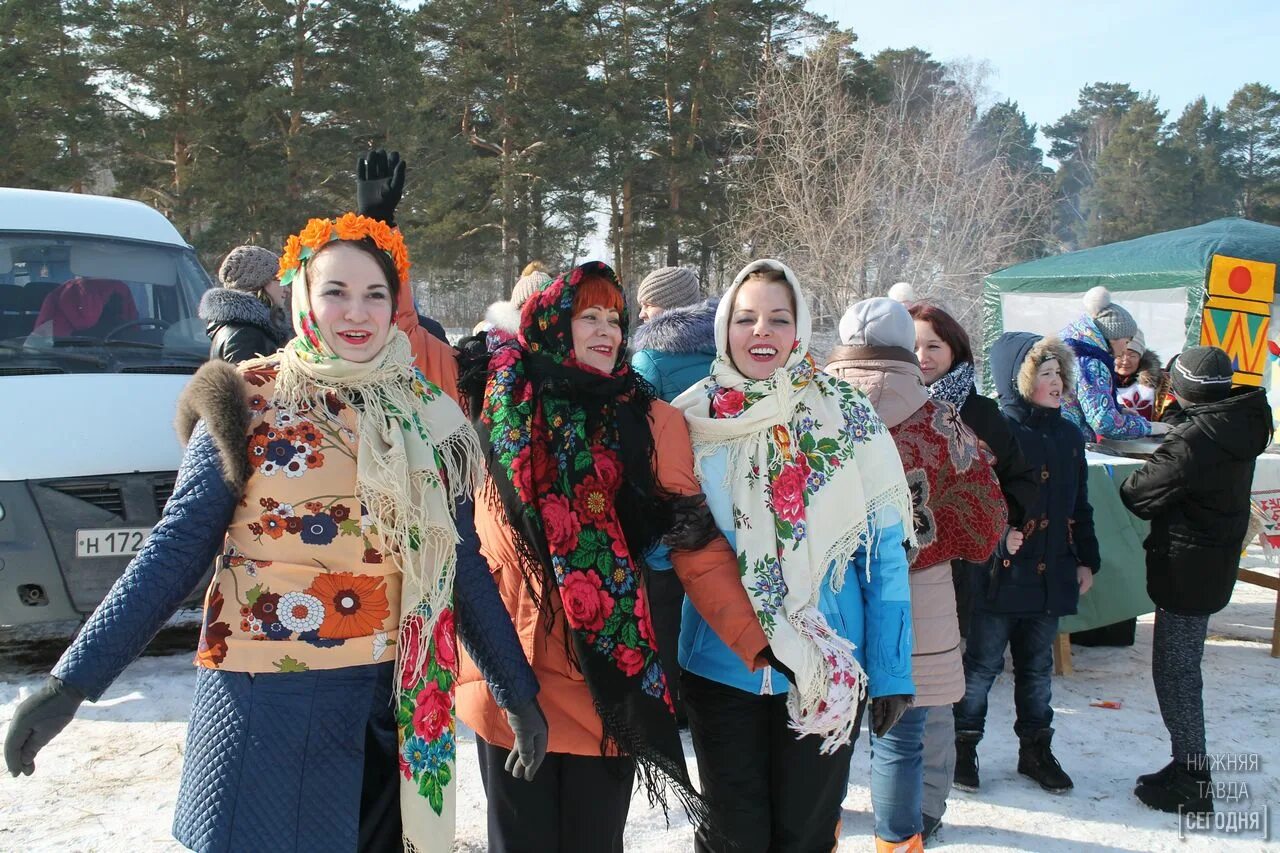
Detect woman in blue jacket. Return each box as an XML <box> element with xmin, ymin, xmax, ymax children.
<box><xmin>672</xmin><ymin>259</ymin><xmax>915</xmax><ymax>852</ymax></box>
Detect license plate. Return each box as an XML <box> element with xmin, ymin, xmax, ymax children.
<box><xmin>75</xmin><ymin>527</ymin><xmax>151</xmax><ymax>558</ymax></box>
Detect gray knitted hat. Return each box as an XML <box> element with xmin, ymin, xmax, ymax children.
<box><xmin>511</xmin><ymin>270</ymin><xmax>552</xmax><ymax>308</ymax></box>
<box><xmin>838</xmin><ymin>297</ymin><xmax>915</xmax><ymax>350</ymax></box>
<box><xmin>218</xmin><ymin>245</ymin><xmax>280</xmax><ymax>293</ymax></box>
<box><xmin>1083</xmin><ymin>286</ymin><xmax>1138</xmax><ymax>342</ymax></box>
<box><xmin>1171</xmin><ymin>346</ymin><xmax>1233</xmax><ymax>404</ymax></box>
<box><xmin>637</xmin><ymin>266</ymin><xmax>700</xmax><ymax>310</ymax></box>
<box><xmin>1125</xmin><ymin>328</ymin><xmax>1147</xmax><ymax>356</ymax></box>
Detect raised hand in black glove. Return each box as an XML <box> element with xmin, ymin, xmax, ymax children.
<box><xmin>871</xmin><ymin>693</ymin><xmax>913</xmax><ymax>737</ymax></box>
<box><xmin>356</xmin><ymin>149</ymin><xmax>406</xmax><ymax>227</ymax></box>
<box><xmin>504</xmin><ymin>699</ymin><xmax>548</xmax><ymax>781</ymax></box>
<box><xmin>761</xmin><ymin>645</ymin><xmax>797</xmax><ymax>686</ymax></box>
<box><xmin>5</xmin><ymin>676</ymin><xmax>85</xmax><ymax>776</ymax></box>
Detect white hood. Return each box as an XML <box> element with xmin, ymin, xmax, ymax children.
<box><xmin>0</xmin><ymin>373</ymin><xmax>192</xmax><ymax>480</ymax></box>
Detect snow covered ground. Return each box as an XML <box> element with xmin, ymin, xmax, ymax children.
<box><xmin>3</xmin><ymin>573</ymin><xmax>1276</xmax><ymax>851</ymax></box>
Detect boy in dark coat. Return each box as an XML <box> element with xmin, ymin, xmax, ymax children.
<box><xmin>1120</xmin><ymin>346</ymin><xmax>1272</xmax><ymax>816</ymax></box>
<box><xmin>953</xmin><ymin>332</ymin><xmax>1100</xmax><ymax>795</ymax></box>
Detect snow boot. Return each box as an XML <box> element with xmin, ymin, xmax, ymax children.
<box><xmin>1017</xmin><ymin>729</ymin><xmax>1073</xmax><ymax>793</ymax></box>
<box><xmin>953</xmin><ymin>731</ymin><xmax>981</xmax><ymax>792</ymax></box>
<box><xmin>1136</xmin><ymin>759</ymin><xmax>1179</xmax><ymax>788</ymax></box>
<box><xmin>1135</xmin><ymin>763</ymin><xmax>1213</xmax><ymax>816</ymax></box>
<box><xmin>920</xmin><ymin>814</ymin><xmax>942</xmax><ymax>846</ymax></box>
<box><xmin>875</xmin><ymin>835</ymin><xmax>924</xmax><ymax>853</ymax></box>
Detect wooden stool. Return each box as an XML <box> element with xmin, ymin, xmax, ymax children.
<box><xmin>1238</xmin><ymin>568</ymin><xmax>1280</xmax><ymax>658</ymax></box>
<box><xmin>1052</xmin><ymin>632</ymin><xmax>1073</xmax><ymax>675</ymax></box>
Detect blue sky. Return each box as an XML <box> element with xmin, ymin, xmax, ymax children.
<box><xmin>810</xmin><ymin>0</ymin><xmax>1279</xmax><ymax>155</ymax></box>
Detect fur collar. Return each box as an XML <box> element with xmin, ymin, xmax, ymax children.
<box><xmin>174</xmin><ymin>359</ymin><xmax>253</xmax><ymax>491</ymax></box>
<box><xmin>199</xmin><ymin>287</ymin><xmax>289</xmax><ymax>340</ymax></box>
<box><xmin>631</xmin><ymin>297</ymin><xmax>718</xmax><ymax>355</ymax></box>
<box><xmin>482</xmin><ymin>300</ymin><xmax>522</xmax><ymax>335</ymax></box>
<box><xmin>1116</xmin><ymin>348</ymin><xmax>1164</xmax><ymax>388</ymax></box>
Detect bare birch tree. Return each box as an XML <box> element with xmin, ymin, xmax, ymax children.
<box><xmin>728</xmin><ymin>36</ymin><xmax>1053</xmax><ymax>339</ymax></box>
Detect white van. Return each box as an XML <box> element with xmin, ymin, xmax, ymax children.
<box><xmin>0</xmin><ymin>188</ymin><xmax>215</xmax><ymax>626</ymax></box>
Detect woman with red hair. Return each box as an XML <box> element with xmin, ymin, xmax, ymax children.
<box><xmin>456</xmin><ymin>261</ymin><xmax>767</xmax><ymax>852</ymax></box>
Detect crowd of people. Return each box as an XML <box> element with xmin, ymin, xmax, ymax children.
<box><xmin>4</xmin><ymin>151</ymin><xmax>1271</xmax><ymax>853</ymax></box>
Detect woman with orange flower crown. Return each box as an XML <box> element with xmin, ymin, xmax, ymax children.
<box><xmin>4</xmin><ymin>214</ymin><xmax>547</xmax><ymax>853</ymax></box>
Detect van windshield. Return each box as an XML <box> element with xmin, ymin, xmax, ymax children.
<box><xmin>0</xmin><ymin>233</ymin><xmax>213</xmax><ymax>374</ymax></box>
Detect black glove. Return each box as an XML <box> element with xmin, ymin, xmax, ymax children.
<box><xmin>504</xmin><ymin>699</ymin><xmax>548</xmax><ymax>781</ymax></box>
<box><xmin>762</xmin><ymin>645</ymin><xmax>797</xmax><ymax>685</ymax></box>
<box><xmin>871</xmin><ymin>693</ymin><xmax>913</xmax><ymax>738</ymax></box>
<box><xmin>356</xmin><ymin>149</ymin><xmax>406</xmax><ymax>227</ymax></box>
<box><xmin>5</xmin><ymin>676</ymin><xmax>85</xmax><ymax>776</ymax></box>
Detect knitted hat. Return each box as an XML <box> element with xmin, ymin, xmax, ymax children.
<box><xmin>1125</xmin><ymin>328</ymin><xmax>1147</xmax><ymax>356</ymax></box>
<box><xmin>1083</xmin><ymin>286</ymin><xmax>1137</xmax><ymax>341</ymax></box>
<box><xmin>637</xmin><ymin>266</ymin><xmax>700</xmax><ymax>310</ymax></box>
<box><xmin>511</xmin><ymin>269</ymin><xmax>552</xmax><ymax>308</ymax></box>
<box><xmin>1171</xmin><ymin>346</ymin><xmax>1233</xmax><ymax>404</ymax></box>
<box><xmin>838</xmin><ymin>297</ymin><xmax>915</xmax><ymax>350</ymax></box>
<box><xmin>886</xmin><ymin>281</ymin><xmax>917</xmax><ymax>303</ymax></box>
<box><xmin>218</xmin><ymin>245</ymin><xmax>280</xmax><ymax>293</ymax></box>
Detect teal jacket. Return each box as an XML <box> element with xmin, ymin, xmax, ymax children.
<box><xmin>651</xmin><ymin>446</ymin><xmax>915</xmax><ymax>698</ymax></box>
<box><xmin>630</xmin><ymin>298</ymin><xmax>718</xmax><ymax>402</ymax></box>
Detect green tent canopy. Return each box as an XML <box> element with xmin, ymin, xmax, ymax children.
<box><xmin>982</xmin><ymin>218</ymin><xmax>1280</xmax><ymax>399</ymax></box>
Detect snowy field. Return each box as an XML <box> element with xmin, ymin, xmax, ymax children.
<box><xmin>3</xmin><ymin>568</ymin><xmax>1277</xmax><ymax>851</ymax></box>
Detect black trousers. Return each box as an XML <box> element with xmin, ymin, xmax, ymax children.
<box><xmin>683</xmin><ymin>671</ymin><xmax>858</xmax><ymax>853</ymax></box>
<box><xmin>475</xmin><ymin>736</ymin><xmax>636</xmax><ymax>853</ymax></box>
<box><xmin>357</xmin><ymin>674</ymin><xmax>403</xmax><ymax>853</ymax></box>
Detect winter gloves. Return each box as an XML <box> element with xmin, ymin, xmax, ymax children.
<box><xmin>871</xmin><ymin>693</ymin><xmax>913</xmax><ymax>738</ymax></box>
<box><xmin>5</xmin><ymin>676</ymin><xmax>85</xmax><ymax>776</ymax></box>
<box><xmin>761</xmin><ymin>645</ymin><xmax>797</xmax><ymax>685</ymax></box>
<box><xmin>504</xmin><ymin>699</ymin><xmax>549</xmax><ymax>781</ymax></box>
<box><xmin>356</xmin><ymin>149</ymin><xmax>406</xmax><ymax>227</ymax></box>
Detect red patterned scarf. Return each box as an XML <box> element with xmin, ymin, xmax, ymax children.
<box><xmin>890</xmin><ymin>400</ymin><xmax>1007</xmax><ymax>569</ymax></box>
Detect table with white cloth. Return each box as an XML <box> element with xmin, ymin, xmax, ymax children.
<box><xmin>1055</xmin><ymin>451</ymin><xmax>1280</xmax><ymax>661</ymax></box>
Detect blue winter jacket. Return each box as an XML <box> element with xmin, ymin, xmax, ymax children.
<box><xmin>979</xmin><ymin>332</ymin><xmax>1101</xmax><ymax>618</ymax></box>
<box><xmin>631</xmin><ymin>298</ymin><xmax>718</xmax><ymax>402</ymax></box>
<box><xmin>54</xmin><ymin>422</ymin><xmax>538</xmax><ymax>709</ymax></box>
<box><xmin>1059</xmin><ymin>316</ymin><xmax>1152</xmax><ymax>441</ymax></box>
<box><xmin>651</xmin><ymin>447</ymin><xmax>915</xmax><ymax>699</ymax></box>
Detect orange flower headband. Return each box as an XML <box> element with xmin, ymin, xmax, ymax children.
<box><xmin>277</xmin><ymin>212</ymin><xmax>411</xmax><ymax>289</ymax></box>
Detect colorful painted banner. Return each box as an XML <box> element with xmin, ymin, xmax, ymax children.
<box><xmin>1201</xmin><ymin>254</ymin><xmax>1276</xmax><ymax>386</ymax></box>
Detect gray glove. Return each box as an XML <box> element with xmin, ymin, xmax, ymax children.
<box><xmin>871</xmin><ymin>693</ymin><xmax>913</xmax><ymax>738</ymax></box>
<box><xmin>504</xmin><ymin>699</ymin><xmax>548</xmax><ymax>781</ymax></box>
<box><xmin>5</xmin><ymin>676</ymin><xmax>85</xmax><ymax>776</ymax></box>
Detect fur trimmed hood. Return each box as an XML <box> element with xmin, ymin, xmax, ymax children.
<box><xmin>1015</xmin><ymin>337</ymin><xmax>1075</xmax><ymax>403</ymax></box>
<box><xmin>480</xmin><ymin>300</ymin><xmax>522</xmax><ymax>336</ymax></box>
<box><xmin>631</xmin><ymin>297</ymin><xmax>718</xmax><ymax>355</ymax></box>
<box><xmin>175</xmin><ymin>359</ymin><xmax>253</xmax><ymax>490</ymax></box>
<box><xmin>990</xmin><ymin>331</ymin><xmax>1075</xmax><ymax>411</ymax></box>
<box><xmin>199</xmin><ymin>286</ymin><xmax>290</xmax><ymax>341</ymax></box>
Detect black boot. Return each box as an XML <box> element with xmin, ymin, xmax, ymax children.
<box><xmin>1136</xmin><ymin>763</ymin><xmax>1213</xmax><ymax>815</ymax></box>
<box><xmin>954</xmin><ymin>731</ymin><xmax>981</xmax><ymax>792</ymax></box>
<box><xmin>1017</xmin><ymin>729</ymin><xmax>1073</xmax><ymax>793</ymax></box>
<box><xmin>921</xmin><ymin>813</ymin><xmax>942</xmax><ymax>845</ymax></box>
<box><xmin>1136</xmin><ymin>759</ymin><xmax>1178</xmax><ymax>788</ymax></box>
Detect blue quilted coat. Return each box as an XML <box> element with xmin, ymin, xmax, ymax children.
<box><xmin>52</xmin><ymin>424</ymin><xmax>538</xmax><ymax>852</ymax></box>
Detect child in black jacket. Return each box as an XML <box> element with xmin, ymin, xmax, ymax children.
<box><xmin>1120</xmin><ymin>346</ymin><xmax>1272</xmax><ymax>816</ymax></box>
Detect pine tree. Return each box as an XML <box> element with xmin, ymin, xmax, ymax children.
<box><xmin>1168</xmin><ymin>97</ymin><xmax>1237</xmax><ymax>225</ymax></box>
<box><xmin>0</xmin><ymin>0</ymin><xmax>104</xmax><ymax>191</ymax></box>
<box><xmin>1044</xmin><ymin>82</ymin><xmax>1140</xmax><ymax>247</ymax></box>
<box><xmin>1224</xmin><ymin>83</ymin><xmax>1280</xmax><ymax>223</ymax></box>
<box><xmin>1086</xmin><ymin>97</ymin><xmax>1185</xmax><ymax>244</ymax></box>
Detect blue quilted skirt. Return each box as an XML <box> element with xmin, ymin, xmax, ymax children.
<box><xmin>172</xmin><ymin>662</ymin><xmax>398</xmax><ymax>852</ymax></box>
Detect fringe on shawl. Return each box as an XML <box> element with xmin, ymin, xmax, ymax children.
<box><xmin>785</xmin><ymin>606</ymin><xmax>869</xmax><ymax>754</ymax></box>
